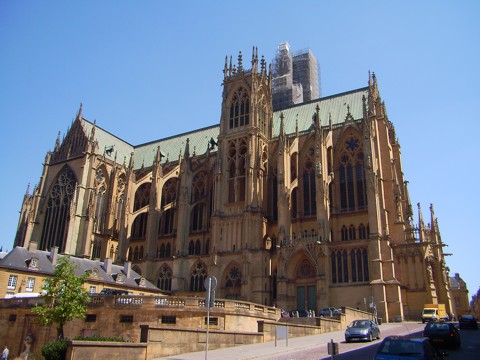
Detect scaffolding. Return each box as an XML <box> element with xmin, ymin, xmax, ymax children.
<box><xmin>272</xmin><ymin>42</ymin><xmax>320</xmax><ymax>112</ymax></box>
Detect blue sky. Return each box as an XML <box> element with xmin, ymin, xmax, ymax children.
<box><xmin>1</xmin><ymin>1</ymin><xmax>478</xmax><ymax>300</ymax></box>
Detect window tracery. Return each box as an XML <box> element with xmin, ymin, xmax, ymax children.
<box><xmin>229</xmin><ymin>87</ymin><xmax>250</xmax><ymax>129</ymax></box>
<box><xmin>338</xmin><ymin>135</ymin><xmax>367</xmax><ymax>212</ymax></box>
<box><xmin>225</xmin><ymin>265</ymin><xmax>242</xmax><ymax>299</ymax></box>
<box><xmin>40</xmin><ymin>166</ymin><xmax>76</xmax><ymax>251</ymax></box>
<box><xmin>134</xmin><ymin>183</ymin><xmax>151</xmax><ymax>211</ymax></box>
<box><xmin>190</xmin><ymin>261</ymin><xmax>207</xmax><ymax>292</ymax></box>
<box><xmin>157</xmin><ymin>264</ymin><xmax>172</xmax><ymax>291</ymax></box>
<box><xmin>297</xmin><ymin>259</ymin><xmax>315</xmax><ymax>278</ymax></box>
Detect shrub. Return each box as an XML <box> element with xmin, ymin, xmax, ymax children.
<box><xmin>41</xmin><ymin>338</ymin><xmax>68</xmax><ymax>360</ymax></box>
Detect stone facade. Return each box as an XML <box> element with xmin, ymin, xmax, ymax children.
<box><xmin>12</xmin><ymin>47</ymin><xmax>457</xmax><ymax>324</ymax></box>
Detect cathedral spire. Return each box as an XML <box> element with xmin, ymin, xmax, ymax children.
<box><xmin>223</xmin><ymin>56</ymin><xmax>228</xmax><ymax>78</ymax></box>
<box><xmin>429</xmin><ymin>203</ymin><xmax>438</xmax><ymax>238</ymax></box>
<box><xmin>76</xmin><ymin>102</ymin><xmax>83</xmax><ymax>121</ymax></box>
<box><xmin>54</xmin><ymin>131</ymin><xmax>61</xmax><ymax>152</ymax></box>
<box><xmin>417</xmin><ymin>202</ymin><xmax>426</xmax><ymax>241</ymax></box>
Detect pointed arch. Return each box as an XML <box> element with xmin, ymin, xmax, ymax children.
<box><xmin>303</xmin><ymin>151</ymin><xmax>317</xmax><ymax>217</ymax></box>
<box><xmin>223</xmin><ymin>262</ymin><xmax>242</xmax><ymax>299</ymax></box>
<box><xmin>190</xmin><ymin>261</ymin><xmax>208</xmax><ymax>292</ymax></box>
<box><xmin>40</xmin><ymin>165</ymin><xmax>77</xmax><ymax>252</ymax></box>
<box><xmin>335</xmin><ymin>130</ymin><xmax>368</xmax><ymax>212</ymax></box>
<box><xmin>134</xmin><ymin>182</ymin><xmax>151</xmax><ymax>212</ymax></box>
<box><xmin>157</xmin><ymin>263</ymin><xmax>172</xmax><ymax>291</ymax></box>
<box><xmin>296</xmin><ymin>259</ymin><xmax>315</xmax><ymax>278</ymax></box>
<box><xmin>131</xmin><ymin>212</ymin><xmax>148</xmax><ymax>240</ymax></box>
<box><xmin>229</xmin><ymin>87</ymin><xmax>250</xmax><ymax>129</ymax></box>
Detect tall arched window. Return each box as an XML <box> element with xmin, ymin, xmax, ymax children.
<box><xmin>192</xmin><ymin>172</ymin><xmax>207</xmax><ymax>202</ymax></box>
<box><xmin>338</xmin><ymin>135</ymin><xmax>368</xmax><ymax>212</ymax></box>
<box><xmin>94</xmin><ymin>185</ymin><xmax>107</xmax><ymax>233</ymax></box>
<box><xmin>349</xmin><ymin>224</ymin><xmax>356</xmax><ymax>240</ymax></box>
<box><xmin>92</xmin><ymin>240</ymin><xmax>101</xmax><ymax>259</ymax></box>
<box><xmin>341</xmin><ymin>226</ymin><xmax>348</xmax><ymax>241</ymax></box>
<box><xmin>229</xmin><ymin>87</ymin><xmax>249</xmax><ymax>129</ymax></box>
<box><xmin>291</xmin><ymin>153</ymin><xmax>298</xmax><ymax>181</ymax></box>
<box><xmin>195</xmin><ymin>239</ymin><xmax>201</xmax><ymax>255</ymax></box>
<box><xmin>159</xmin><ymin>244</ymin><xmax>166</xmax><ymax>258</ymax></box>
<box><xmin>157</xmin><ymin>264</ymin><xmax>172</xmax><ymax>291</ymax></box>
<box><xmin>191</xmin><ymin>203</ymin><xmax>204</xmax><ymax>232</ymax></box>
<box><xmin>331</xmin><ymin>250</ymin><xmax>349</xmax><ymax>284</ymax></box>
<box><xmin>227</xmin><ymin>139</ymin><xmax>247</xmax><ymax>203</ymax></box>
<box><xmin>40</xmin><ymin>166</ymin><xmax>77</xmax><ymax>252</ymax></box>
<box><xmin>165</xmin><ymin>243</ymin><xmax>171</xmax><ymax>257</ymax></box>
<box><xmin>228</xmin><ymin>160</ymin><xmax>236</xmax><ymax>203</ymax></box>
<box><xmin>303</xmin><ymin>158</ymin><xmax>316</xmax><ymax>217</ymax></box>
<box><xmin>225</xmin><ymin>265</ymin><xmax>242</xmax><ymax>299</ymax></box>
<box><xmin>190</xmin><ymin>261</ymin><xmax>207</xmax><ymax>292</ymax></box>
<box><xmin>161</xmin><ymin>178</ymin><xmax>178</xmax><ymax>207</ymax></box>
<box><xmin>188</xmin><ymin>241</ymin><xmax>195</xmax><ymax>255</ymax></box>
<box><xmin>291</xmin><ymin>188</ymin><xmax>298</xmax><ymax>219</ymax></box>
<box><xmin>131</xmin><ymin>213</ymin><xmax>148</xmax><ymax>239</ymax></box>
<box><xmin>358</xmin><ymin>223</ymin><xmax>366</xmax><ymax>239</ymax></box>
<box><xmin>134</xmin><ymin>183</ymin><xmax>151</xmax><ymax>211</ymax></box>
<box><xmin>159</xmin><ymin>177</ymin><xmax>177</xmax><ymax>236</ymax></box>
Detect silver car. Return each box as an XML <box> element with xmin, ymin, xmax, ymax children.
<box><xmin>345</xmin><ymin>319</ymin><xmax>380</xmax><ymax>342</ymax></box>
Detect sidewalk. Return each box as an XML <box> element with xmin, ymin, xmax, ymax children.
<box><xmin>156</xmin><ymin>322</ymin><xmax>425</xmax><ymax>360</ymax></box>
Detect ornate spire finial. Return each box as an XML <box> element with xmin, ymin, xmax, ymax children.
<box><xmin>224</xmin><ymin>55</ymin><xmax>228</xmax><ymax>77</ymax></box>
<box><xmin>76</xmin><ymin>102</ymin><xmax>83</xmax><ymax>120</ymax></box>
<box><xmin>184</xmin><ymin>138</ymin><xmax>190</xmax><ymax>159</ymax></box>
<box><xmin>54</xmin><ymin>131</ymin><xmax>61</xmax><ymax>151</ymax></box>
<box><xmin>238</xmin><ymin>50</ymin><xmax>243</xmax><ymax>71</ymax></box>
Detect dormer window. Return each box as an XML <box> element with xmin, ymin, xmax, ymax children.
<box><xmin>115</xmin><ymin>273</ymin><xmax>124</xmax><ymax>283</ymax></box>
<box><xmin>137</xmin><ymin>277</ymin><xmax>146</xmax><ymax>287</ymax></box>
<box><xmin>26</xmin><ymin>258</ymin><xmax>39</xmax><ymax>270</ymax></box>
<box><xmin>90</xmin><ymin>268</ymin><xmax>99</xmax><ymax>277</ymax></box>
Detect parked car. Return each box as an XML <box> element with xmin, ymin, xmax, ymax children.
<box><xmin>289</xmin><ymin>309</ymin><xmax>309</xmax><ymax>317</ymax></box>
<box><xmin>319</xmin><ymin>307</ymin><xmax>341</xmax><ymax>317</ymax></box>
<box><xmin>423</xmin><ymin>321</ymin><xmax>461</xmax><ymax>349</ymax></box>
<box><xmin>458</xmin><ymin>314</ymin><xmax>478</xmax><ymax>330</ymax></box>
<box><xmin>374</xmin><ymin>336</ymin><xmax>448</xmax><ymax>360</ymax></box>
<box><xmin>344</xmin><ymin>319</ymin><xmax>380</xmax><ymax>342</ymax></box>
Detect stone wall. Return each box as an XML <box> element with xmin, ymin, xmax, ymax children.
<box><xmin>0</xmin><ymin>295</ymin><xmax>279</xmax><ymax>358</ymax></box>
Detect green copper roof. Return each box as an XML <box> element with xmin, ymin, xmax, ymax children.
<box><xmin>272</xmin><ymin>87</ymin><xmax>368</xmax><ymax>137</ymax></box>
<box><xmin>81</xmin><ymin>87</ymin><xmax>368</xmax><ymax>171</ymax></box>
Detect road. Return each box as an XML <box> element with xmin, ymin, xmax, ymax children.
<box><xmin>261</xmin><ymin>324</ymin><xmax>480</xmax><ymax>360</ymax></box>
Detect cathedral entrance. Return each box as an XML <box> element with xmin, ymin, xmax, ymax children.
<box><xmin>294</xmin><ymin>258</ymin><xmax>317</xmax><ymax>312</ymax></box>
<box><xmin>297</xmin><ymin>285</ymin><xmax>316</xmax><ymax>311</ymax></box>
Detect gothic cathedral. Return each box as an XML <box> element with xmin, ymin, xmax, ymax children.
<box><xmin>14</xmin><ymin>48</ymin><xmax>453</xmax><ymax>322</ymax></box>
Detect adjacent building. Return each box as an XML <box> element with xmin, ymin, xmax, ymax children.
<box><xmin>12</xmin><ymin>46</ymin><xmax>459</xmax><ymax>322</ymax></box>
<box><xmin>0</xmin><ymin>246</ymin><xmax>164</xmax><ymax>299</ymax></box>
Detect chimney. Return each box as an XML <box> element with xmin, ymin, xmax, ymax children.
<box><xmin>50</xmin><ymin>246</ymin><xmax>58</xmax><ymax>265</ymax></box>
<box><xmin>28</xmin><ymin>241</ymin><xmax>38</xmax><ymax>252</ymax></box>
<box><xmin>104</xmin><ymin>258</ymin><xmax>112</xmax><ymax>275</ymax></box>
<box><xmin>124</xmin><ymin>261</ymin><xmax>132</xmax><ymax>278</ymax></box>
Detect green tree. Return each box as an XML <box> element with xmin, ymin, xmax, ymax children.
<box><xmin>32</xmin><ymin>256</ymin><xmax>90</xmax><ymax>339</ymax></box>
